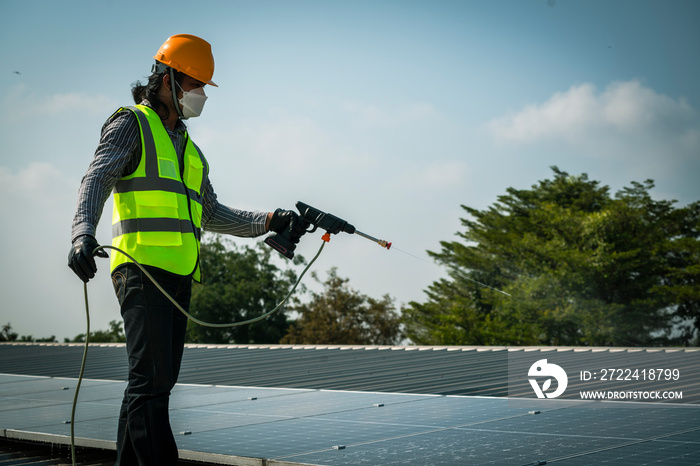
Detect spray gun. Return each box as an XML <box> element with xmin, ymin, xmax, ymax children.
<box><xmin>264</xmin><ymin>201</ymin><xmax>391</xmax><ymax>259</ymax></box>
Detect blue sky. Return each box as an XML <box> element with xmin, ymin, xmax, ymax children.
<box><xmin>1</xmin><ymin>0</ymin><xmax>698</xmax><ymax>341</ymax></box>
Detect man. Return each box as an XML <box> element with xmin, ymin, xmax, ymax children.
<box><xmin>68</xmin><ymin>34</ymin><xmax>306</xmax><ymax>465</ymax></box>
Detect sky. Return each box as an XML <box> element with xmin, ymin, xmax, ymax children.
<box><xmin>1</xmin><ymin>0</ymin><xmax>699</xmax><ymax>342</ymax></box>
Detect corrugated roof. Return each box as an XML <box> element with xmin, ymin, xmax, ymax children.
<box><xmin>1</xmin><ymin>343</ymin><xmax>698</xmax><ymax>400</ymax></box>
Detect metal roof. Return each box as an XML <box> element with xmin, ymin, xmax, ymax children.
<box><xmin>1</xmin><ymin>343</ymin><xmax>698</xmax><ymax>400</ymax></box>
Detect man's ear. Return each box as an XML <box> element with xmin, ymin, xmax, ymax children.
<box><xmin>162</xmin><ymin>73</ymin><xmax>171</xmax><ymax>92</ymax></box>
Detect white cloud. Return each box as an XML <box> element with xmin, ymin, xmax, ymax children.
<box><xmin>196</xmin><ymin>107</ymin><xmax>376</xmax><ymax>181</ymax></box>
<box><xmin>391</xmin><ymin>159</ymin><xmax>469</xmax><ymax>191</ymax></box>
<box><xmin>342</xmin><ymin>101</ymin><xmax>439</xmax><ymax>128</ymax></box>
<box><xmin>0</xmin><ymin>162</ymin><xmax>75</xmax><ymax>210</ymax></box>
<box><xmin>4</xmin><ymin>84</ymin><xmax>119</xmax><ymax>120</ymax></box>
<box><xmin>0</xmin><ymin>162</ymin><xmax>119</xmax><ymax>341</ymax></box>
<box><xmin>422</xmin><ymin>160</ymin><xmax>468</xmax><ymax>188</ymax></box>
<box><xmin>39</xmin><ymin>92</ymin><xmax>118</xmax><ymax>117</ymax></box>
<box><xmin>485</xmin><ymin>80</ymin><xmax>700</xmax><ymax>197</ymax></box>
<box><xmin>488</xmin><ymin>81</ymin><xmax>699</xmax><ymax>152</ymax></box>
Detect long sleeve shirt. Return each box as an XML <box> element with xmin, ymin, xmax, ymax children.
<box><xmin>71</xmin><ymin>103</ymin><xmax>269</xmax><ymax>242</ymax></box>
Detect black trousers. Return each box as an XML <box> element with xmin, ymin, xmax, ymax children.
<box><xmin>111</xmin><ymin>263</ymin><xmax>191</xmax><ymax>466</ymax></box>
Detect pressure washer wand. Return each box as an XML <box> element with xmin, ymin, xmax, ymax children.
<box><xmin>264</xmin><ymin>201</ymin><xmax>392</xmax><ymax>258</ymax></box>
<box><xmin>354</xmin><ymin>230</ymin><xmax>392</xmax><ymax>250</ymax></box>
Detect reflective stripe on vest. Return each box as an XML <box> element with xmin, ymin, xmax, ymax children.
<box><xmin>110</xmin><ymin>105</ymin><xmax>208</xmax><ymax>281</ymax></box>
<box><xmin>112</xmin><ymin>218</ymin><xmax>200</xmax><ymax>239</ymax></box>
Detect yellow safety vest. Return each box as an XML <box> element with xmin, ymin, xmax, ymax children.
<box><xmin>110</xmin><ymin>105</ymin><xmax>208</xmax><ymax>281</ymax></box>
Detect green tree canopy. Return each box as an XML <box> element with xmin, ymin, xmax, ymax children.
<box><xmin>402</xmin><ymin>167</ymin><xmax>700</xmax><ymax>347</ymax></box>
<box><xmin>1</xmin><ymin>323</ymin><xmax>56</xmax><ymax>343</ymax></box>
<box><xmin>1</xmin><ymin>323</ymin><xmax>18</xmax><ymax>342</ymax></box>
<box><xmin>282</xmin><ymin>268</ymin><xmax>403</xmax><ymax>345</ymax></box>
<box><xmin>67</xmin><ymin>320</ymin><xmax>125</xmax><ymax>343</ymax></box>
<box><xmin>186</xmin><ymin>234</ymin><xmax>301</xmax><ymax>344</ymax></box>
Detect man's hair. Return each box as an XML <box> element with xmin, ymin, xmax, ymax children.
<box><xmin>131</xmin><ymin>67</ymin><xmax>186</xmax><ymax>120</ymax></box>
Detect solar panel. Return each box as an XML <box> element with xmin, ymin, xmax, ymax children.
<box><xmin>1</xmin><ymin>373</ymin><xmax>698</xmax><ymax>466</ymax></box>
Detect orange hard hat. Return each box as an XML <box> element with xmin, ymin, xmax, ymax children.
<box><xmin>154</xmin><ymin>34</ymin><xmax>217</xmax><ymax>87</ymax></box>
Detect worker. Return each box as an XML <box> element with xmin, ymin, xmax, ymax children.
<box><xmin>67</xmin><ymin>34</ymin><xmax>307</xmax><ymax>465</ymax></box>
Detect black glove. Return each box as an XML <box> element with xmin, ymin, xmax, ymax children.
<box><xmin>269</xmin><ymin>209</ymin><xmax>310</xmax><ymax>244</ymax></box>
<box><xmin>68</xmin><ymin>235</ymin><xmax>108</xmax><ymax>283</ymax></box>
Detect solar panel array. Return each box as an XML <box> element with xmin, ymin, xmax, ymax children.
<box><xmin>2</xmin><ymin>373</ymin><xmax>699</xmax><ymax>465</ymax></box>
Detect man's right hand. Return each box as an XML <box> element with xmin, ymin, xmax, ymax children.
<box><xmin>268</xmin><ymin>209</ymin><xmax>310</xmax><ymax>244</ymax></box>
<box><xmin>68</xmin><ymin>235</ymin><xmax>108</xmax><ymax>282</ymax></box>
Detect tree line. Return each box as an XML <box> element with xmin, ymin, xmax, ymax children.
<box><xmin>3</xmin><ymin>168</ymin><xmax>697</xmax><ymax>346</ymax></box>
<box><xmin>404</xmin><ymin>167</ymin><xmax>699</xmax><ymax>347</ymax></box>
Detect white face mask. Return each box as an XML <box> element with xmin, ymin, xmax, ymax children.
<box><xmin>176</xmin><ymin>81</ymin><xmax>208</xmax><ymax>119</ymax></box>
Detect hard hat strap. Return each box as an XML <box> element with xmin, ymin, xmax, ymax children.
<box><xmin>169</xmin><ymin>66</ymin><xmax>185</xmax><ymax>120</ymax></box>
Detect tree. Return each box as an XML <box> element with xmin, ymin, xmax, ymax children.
<box><xmin>402</xmin><ymin>167</ymin><xmax>700</xmax><ymax>347</ymax></box>
<box><xmin>0</xmin><ymin>323</ymin><xmax>56</xmax><ymax>343</ymax></box>
<box><xmin>186</xmin><ymin>234</ymin><xmax>301</xmax><ymax>344</ymax></box>
<box><xmin>657</xmin><ymin>200</ymin><xmax>700</xmax><ymax>344</ymax></box>
<box><xmin>67</xmin><ymin>320</ymin><xmax>125</xmax><ymax>343</ymax></box>
<box><xmin>1</xmin><ymin>323</ymin><xmax>18</xmax><ymax>342</ymax></box>
<box><xmin>281</xmin><ymin>268</ymin><xmax>403</xmax><ymax>345</ymax></box>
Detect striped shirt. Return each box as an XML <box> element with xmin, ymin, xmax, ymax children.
<box><xmin>70</xmin><ymin>103</ymin><xmax>269</xmax><ymax>242</ymax></box>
